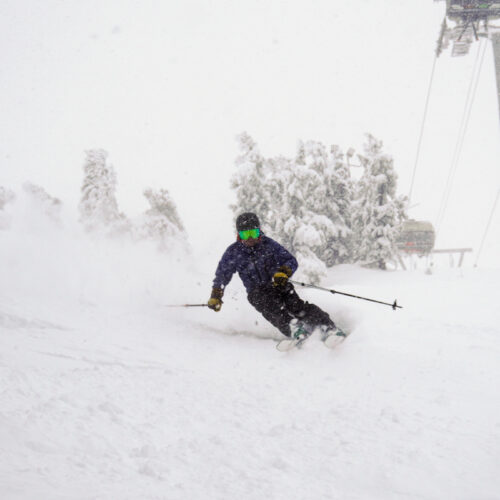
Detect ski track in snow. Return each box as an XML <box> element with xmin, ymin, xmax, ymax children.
<box><xmin>1</xmin><ymin>267</ymin><xmax>500</xmax><ymax>500</ymax></box>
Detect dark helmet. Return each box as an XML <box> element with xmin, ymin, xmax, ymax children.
<box><xmin>236</xmin><ymin>212</ymin><xmax>260</xmax><ymax>232</ymax></box>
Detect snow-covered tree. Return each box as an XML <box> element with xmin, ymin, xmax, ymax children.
<box><xmin>230</xmin><ymin>132</ymin><xmax>272</xmax><ymax>230</ymax></box>
<box><xmin>0</xmin><ymin>186</ymin><xmax>15</xmax><ymax>211</ymax></box>
<box><xmin>270</xmin><ymin>141</ymin><xmax>353</xmax><ymax>279</ymax></box>
<box><xmin>0</xmin><ymin>186</ymin><xmax>16</xmax><ymax>230</ymax></box>
<box><xmin>23</xmin><ymin>182</ymin><xmax>61</xmax><ymax>222</ymax></box>
<box><xmin>289</xmin><ymin>141</ymin><xmax>332</xmax><ymax>280</ymax></box>
<box><xmin>134</xmin><ymin>188</ymin><xmax>187</xmax><ymax>252</ymax></box>
<box><xmin>230</xmin><ymin>135</ymin><xmax>356</xmax><ymax>283</ymax></box>
<box><xmin>299</xmin><ymin>141</ymin><xmax>354</xmax><ymax>267</ymax></box>
<box><xmin>230</xmin><ymin>133</ymin><xmax>405</xmax><ymax>278</ymax></box>
<box><xmin>261</xmin><ymin>141</ymin><xmax>331</xmax><ymax>283</ymax></box>
<box><xmin>323</xmin><ymin>145</ymin><xmax>354</xmax><ymax>266</ymax></box>
<box><xmin>79</xmin><ymin>149</ymin><xmax>129</xmax><ymax>235</ymax></box>
<box><xmin>284</xmin><ymin>215</ymin><xmax>328</xmax><ymax>284</ymax></box>
<box><xmin>352</xmin><ymin>134</ymin><xmax>407</xmax><ymax>269</ymax></box>
<box><xmin>262</xmin><ymin>154</ymin><xmax>294</xmax><ymax>247</ymax></box>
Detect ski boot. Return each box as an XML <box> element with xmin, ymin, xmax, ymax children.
<box><xmin>321</xmin><ymin>326</ymin><xmax>348</xmax><ymax>349</ymax></box>
<box><xmin>276</xmin><ymin>322</ymin><xmax>312</xmax><ymax>352</ymax></box>
<box><xmin>291</xmin><ymin>322</ymin><xmax>311</xmax><ymax>348</ymax></box>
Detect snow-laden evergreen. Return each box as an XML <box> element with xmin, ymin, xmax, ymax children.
<box><xmin>324</xmin><ymin>145</ymin><xmax>354</xmax><ymax>265</ymax></box>
<box><xmin>230</xmin><ymin>135</ymin><xmax>356</xmax><ymax>282</ymax></box>
<box><xmin>296</xmin><ymin>141</ymin><xmax>355</xmax><ymax>269</ymax></box>
<box><xmin>0</xmin><ymin>186</ymin><xmax>16</xmax><ymax>230</ymax></box>
<box><xmin>230</xmin><ymin>132</ymin><xmax>271</xmax><ymax>226</ymax></box>
<box><xmin>352</xmin><ymin>134</ymin><xmax>408</xmax><ymax>269</ymax></box>
<box><xmin>262</xmin><ymin>154</ymin><xmax>294</xmax><ymax>244</ymax></box>
<box><xmin>0</xmin><ymin>186</ymin><xmax>16</xmax><ymax>211</ymax></box>
<box><xmin>79</xmin><ymin>149</ymin><xmax>129</xmax><ymax>235</ymax></box>
<box><xmin>284</xmin><ymin>141</ymin><xmax>331</xmax><ymax>282</ymax></box>
<box><xmin>23</xmin><ymin>182</ymin><xmax>62</xmax><ymax>223</ymax></box>
<box><xmin>133</xmin><ymin>188</ymin><xmax>188</xmax><ymax>252</ymax></box>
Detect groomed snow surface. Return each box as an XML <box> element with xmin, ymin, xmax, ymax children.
<box><xmin>1</xmin><ymin>225</ymin><xmax>499</xmax><ymax>500</ymax></box>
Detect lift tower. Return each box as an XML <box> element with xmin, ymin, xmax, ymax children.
<box><xmin>438</xmin><ymin>1</ymin><xmax>500</xmax><ymax>117</ymax></box>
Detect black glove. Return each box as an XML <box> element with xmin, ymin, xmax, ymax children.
<box><xmin>208</xmin><ymin>287</ymin><xmax>223</xmax><ymax>312</ymax></box>
<box><xmin>273</xmin><ymin>265</ymin><xmax>293</xmax><ymax>287</ymax></box>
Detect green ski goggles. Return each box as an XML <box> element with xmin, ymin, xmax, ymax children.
<box><xmin>239</xmin><ymin>228</ymin><xmax>260</xmax><ymax>240</ymax></box>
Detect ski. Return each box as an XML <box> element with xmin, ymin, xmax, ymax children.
<box><xmin>275</xmin><ymin>322</ymin><xmax>314</xmax><ymax>352</ymax></box>
<box><xmin>276</xmin><ymin>328</ymin><xmax>350</xmax><ymax>351</ymax></box>
<box><xmin>275</xmin><ymin>335</ymin><xmax>311</xmax><ymax>352</ymax></box>
<box><xmin>322</xmin><ymin>328</ymin><xmax>349</xmax><ymax>349</ymax></box>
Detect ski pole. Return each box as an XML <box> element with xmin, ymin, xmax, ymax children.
<box><xmin>290</xmin><ymin>280</ymin><xmax>402</xmax><ymax>310</ymax></box>
<box><xmin>165</xmin><ymin>303</ymin><xmax>209</xmax><ymax>308</ymax></box>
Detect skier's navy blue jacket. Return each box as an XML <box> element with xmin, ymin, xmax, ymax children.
<box><xmin>213</xmin><ymin>235</ymin><xmax>298</xmax><ymax>293</ymax></box>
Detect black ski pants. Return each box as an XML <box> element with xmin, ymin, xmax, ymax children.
<box><xmin>247</xmin><ymin>282</ymin><xmax>335</xmax><ymax>337</ymax></box>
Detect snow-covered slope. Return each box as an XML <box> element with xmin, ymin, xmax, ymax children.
<box><xmin>1</xmin><ymin>224</ymin><xmax>499</xmax><ymax>500</ymax></box>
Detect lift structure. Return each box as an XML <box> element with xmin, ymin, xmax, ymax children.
<box><xmin>398</xmin><ymin>1</ymin><xmax>500</xmax><ymax>269</ymax></box>
<box><xmin>437</xmin><ymin>1</ymin><xmax>500</xmax><ymax>116</ymax></box>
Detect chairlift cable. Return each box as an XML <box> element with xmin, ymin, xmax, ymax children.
<box><xmin>436</xmin><ymin>39</ymin><xmax>483</xmax><ymax>233</ymax></box>
<box><xmin>408</xmin><ymin>53</ymin><xmax>439</xmax><ymax>206</ymax></box>
<box><xmin>474</xmin><ymin>188</ymin><xmax>500</xmax><ymax>267</ymax></box>
<box><xmin>408</xmin><ymin>15</ymin><xmax>448</xmax><ymax>206</ymax></box>
<box><xmin>435</xmin><ymin>38</ymin><xmax>487</xmax><ymax>239</ymax></box>
<box><xmin>436</xmin><ymin>40</ymin><xmax>485</xmax><ymax>235</ymax></box>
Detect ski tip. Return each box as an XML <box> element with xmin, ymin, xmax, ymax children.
<box><xmin>276</xmin><ymin>339</ymin><xmax>298</xmax><ymax>352</ymax></box>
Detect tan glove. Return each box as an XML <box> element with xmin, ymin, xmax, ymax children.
<box><xmin>208</xmin><ymin>287</ymin><xmax>223</xmax><ymax>312</ymax></box>
<box><xmin>273</xmin><ymin>265</ymin><xmax>293</xmax><ymax>287</ymax></box>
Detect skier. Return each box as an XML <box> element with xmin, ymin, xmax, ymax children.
<box><xmin>207</xmin><ymin>212</ymin><xmax>340</xmax><ymax>341</ymax></box>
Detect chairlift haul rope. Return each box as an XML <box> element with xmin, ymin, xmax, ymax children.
<box><xmin>435</xmin><ymin>38</ymin><xmax>488</xmax><ymax>239</ymax></box>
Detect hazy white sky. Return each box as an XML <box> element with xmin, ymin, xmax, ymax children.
<box><xmin>1</xmin><ymin>0</ymin><xmax>499</xmax><ymax>264</ymax></box>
